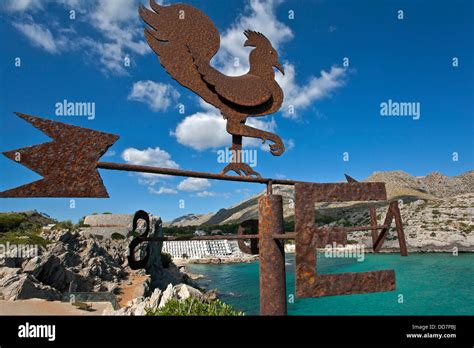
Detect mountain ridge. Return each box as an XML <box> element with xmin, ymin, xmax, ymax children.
<box><xmin>165</xmin><ymin>170</ymin><xmax>474</xmax><ymax>227</ymax></box>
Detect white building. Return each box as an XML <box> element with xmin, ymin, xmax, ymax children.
<box><xmin>162</xmin><ymin>240</ymin><xmax>241</xmax><ymax>259</ymax></box>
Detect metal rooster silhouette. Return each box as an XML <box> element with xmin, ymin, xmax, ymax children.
<box><xmin>139</xmin><ymin>0</ymin><xmax>285</xmax><ymax>178</ymax></box>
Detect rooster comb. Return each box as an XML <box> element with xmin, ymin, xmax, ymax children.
<box><xmin>243</xmin><ymin>30</ymin><xmax>271</xmax><ymax>48</ymax></box>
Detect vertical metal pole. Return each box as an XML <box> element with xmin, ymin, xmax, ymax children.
<box><xmin>391</xmin><ymin>201</ymin><xmax>408</xmax><ymax>256</ymax></box>
<box><xmin>369</xmin><ymin>206</ymin><xmax>378</xmax><ymax>245</ymax></box>
<box><xmin>258</xmin><ymin>193</ymin><xmax>287</xmax><ymax>315</ymax></box>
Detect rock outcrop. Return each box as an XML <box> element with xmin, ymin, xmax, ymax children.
<box><xmin>0</xmin><ymin>228</ymin><xmax>128</xmax><ymax>301</ymax></box>
<box><xmin>104</xmin><ymin>283</ymin><xmax>205</xmax><ymax>316</ymax></box>
<box><xmin>344</xmin><ymin>194</ymin><xmax>474</xmax><ymax>252</ymax></box>
<box><xmin>0</xmin><ymin>268</ymin><xmax>61</xmax><ymax>301</ymax></box>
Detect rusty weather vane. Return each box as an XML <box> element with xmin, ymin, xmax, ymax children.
<box><xmin>0</xmin><ymin>0</ymin><xmax>408</xmax><ymax>316</ymax></box>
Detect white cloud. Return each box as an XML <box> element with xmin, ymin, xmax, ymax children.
<box><xmin>196</xmin><ymin>191</ymin><xmax>216</xmax><ymax>198</ymax></box>
<box><xmin>3</xmin><ymin>0</ymin><xmax>43</xmax><ymax>12</ymax></box>
<box><xmin>177</xmin><ymin>178</ymin><xmax>211</xmax><ymax>192</ymax></box>
<box><xmin>148</xmin><ymin>186</ymin><xmax>178</xmax><ymax>195</ymax></box>
<box><xmin>277</xmin><ymin>64</ymin><xmax>347</xmax><ymax>119</ymax></box>
<box><xmin>285</xmin><ymin>138</ymin><xmax>295</xmax><ymax>150</ymax></box>
<box><xmin>172</xmin><ymin>106</ymin><xmax>277</xmax><ymax>151</ymax></box>
<box><xmin>122</xmin><ymin>147</ymin><xmax>179</xmax><ymax>168</ymax></box>
<box><xmin>86</xmin><ymin>0</ymin><xmax>150</xmax><ymax>75</ymax></box>
<box><xmin>12</xmin><ymin>21</ymin><xmax>64</xmax><ymax>53</ymax></box>
<box><xmin>128</xmin><ymin>80</ymin><xmax>180</xmax><ymax>112</ymax></box>
<box><xmin>173</xmin><ymin>111</ymin><xmax>229</xmax><ymax>150</ymax></box>
<box><xmin>121</xmin><ymin>147</ymin><xmax>179</xmax><ymax>185</ymax></box>
<box><xmin>5</xmin><ymin>0</ymin><xmax>150</xmax><ymax>75</ymax></box>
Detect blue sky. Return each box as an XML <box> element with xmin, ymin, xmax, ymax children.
<box><xmin>0</xmin><ymin>0</ymin><xmax>473</xmax><ymax>223</ymax></box>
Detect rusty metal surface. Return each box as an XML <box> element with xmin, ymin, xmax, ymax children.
<box><xmin>258</xmin><ymin>194</ymin><xmax>286</xmax><ymax>315</ymax></box>
<box><xmin>98</xmin><ymin>161</ymin><xmax>285</xmax><ymax>185</ymax></box>
<box><xmin>296</xmin><ymin>182</ymin><xmax>387</xmax><ymax>202</ymax></box>
<box><xmin>237</xmin><ymin>219</ymin><xmax>259</xmax><ymax>255</ymax></box>
<box><xmin>369</xmin><ymin>205</ymin><xmax>379</xmax><ymax>245</ymax></box>
<box><xmin>344</xmin><ymin>174</ymin><xmax>358</xmax><ymax>183</ymax></box>
<box><xmin>392</xmin><ymin>201</ymin><xmax>408</xmax><ymax>256</ymax></box>
<box><xmin>294</xmin><ymin>182</ymin><xmax>396</xmax><ymax>298</ymax></box>
<box><xmin>0</xmin><ymin>113</ymin><xmax>118</xmax><ymax>198</ymax></box>
<box><xmin>100</xmin><ymin>162</ymin><xmax>391</xmax><ymax>192</ymax></box>
<box><xmin>140</xmin><ymin>1</ymin><xmax>285</xmax><ymax>177</ymax></box>
<box><xmin>373</xmin><ymin>201</ymin><xmax>408</xmax><ymax>256</ymax></box>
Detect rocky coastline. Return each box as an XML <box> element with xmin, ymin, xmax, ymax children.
<box><xmin>0</xmin><ymin>227</ymin><xmax>218</xmax><ymax>315</ymax></box>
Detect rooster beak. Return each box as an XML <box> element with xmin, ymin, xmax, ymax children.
<box><xmin>274</xmin><ymin>62</ymin><xmax>284</xmax><ymax>75</ymax></box>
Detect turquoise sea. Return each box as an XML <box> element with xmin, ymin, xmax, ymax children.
<box><xmin>187</xmin><ymin>253</ymin><xmax>474</xmax><ymax>315</ymax></box>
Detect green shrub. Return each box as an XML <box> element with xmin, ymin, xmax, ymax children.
<box><xmin>161</xmin><ymin>252</ymin><xmax>172</xmax><ymax>268</ymax></box>
<box><xmin>53</xmin><ymin>220</ymin><xmax>74</xmax><ymax>231</ymax></box>
<box><xmin>316</xmin><ymin>214</ymin><xmax>338</xmax><ymax>224</ymax></box>
<box><xmin>127</xmin><ymin>230</ymin><xmax>140</xmax><ymax>238</ymax></box>
<box><xmin>111</xmin><ymin>233</ymin><xmax>125</xmax><ymax>240</ymax></box>
<box><xmin>146</xmin><ymin>298</ymin><xmax>244</xmax><ymax>316</ymax></box>
<box><xmin>0</xmin><ymin>231</ymin><xmax>50</xmax><ymax>247</ymax></box>
<box><xmin>0</xmin><ymin>213</ymin><xmax>26</xmax><ymax>232</ymax></box>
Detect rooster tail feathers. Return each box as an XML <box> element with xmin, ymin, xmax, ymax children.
<box><xmin>139</xmin><ymin>2</ymin><xmax>222</xmax><ymax>108</ymax></box>
<box><xmin>149</xmin><ymin>0</ymin><xmax>162</xmax><ymax>12</ymax></box>
<box><xmin>138</xmin><ymin>0</ymin><xmax>163</xmax><ymax>20</ymax></box>
<box><xmin>139</xmin><ymin>3</ymin><xmax>159</xmax><ymax>32</ymax></box>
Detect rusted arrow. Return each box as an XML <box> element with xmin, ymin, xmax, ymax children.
<box><xmin>1</xmin><ymin>113</ymin><xmax>390</xmax><ymax>201</ymax></box>
<box><xmin>0</xmin><ymin>112</ymin><xmax>119</xmax><ymax>198</ymax></box>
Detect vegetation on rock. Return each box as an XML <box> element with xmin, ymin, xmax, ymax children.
<box><xmin>0</xmin><ymin>213</ymin><xmax>26</xmax><ymax>232</ymax></box>
<box><xmin>145</xmin><ymin>297</ymin><xmax>244</xmax><ymax>316</ymax></box>
<box><xmin>111</xmin><ymin>232</ymin><xmax>126</xmax><ymax>240</ymax></box>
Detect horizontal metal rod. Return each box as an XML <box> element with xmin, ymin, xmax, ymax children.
<box><xmin>140</xmin><ymin>228</ymin><xmax>388</xmax><ymax>242</ymax></box>
<box><xmin>145</xmin><ymin>235</ymin><xmax>261</xmax><ymax>241</ymax></box>
<box><xmin>98</xmin><ymin>161</ymin><xmax>300</xmax><ymax>185</ymax></box>
<box><xmin>273</xmin><ymin>232</ymin><xmax>296</xmax><ymax>239</ymax></box>
<box><xmin>142</xmin><ymin>233</ymin><xmax>297</xmax><ymax>242</ymax></box>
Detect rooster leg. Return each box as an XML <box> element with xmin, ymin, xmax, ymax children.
<box><xmin>220</xmin><ymin>134</ymin><xmax>262</xmax><ymax>178</ymax></box>
<box><xmin>226</xmin><ymin>119</ymin><xmax>285</xmax><ymax>156</ymax></box>
<box><xmin>230</xmin><ymin>135</ymin><xmax>242</xmax><ymax>163</ymax></box>
<box><xmin>221</xmin><ymin>163</ymin><xmax>262</xmax><ymax>178</ymax></box>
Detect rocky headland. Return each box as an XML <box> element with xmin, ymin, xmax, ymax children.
<box><xmin>0</xmin><ymin>224</ymin><xmax>214</xmax><ymax>315</ymax></box>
